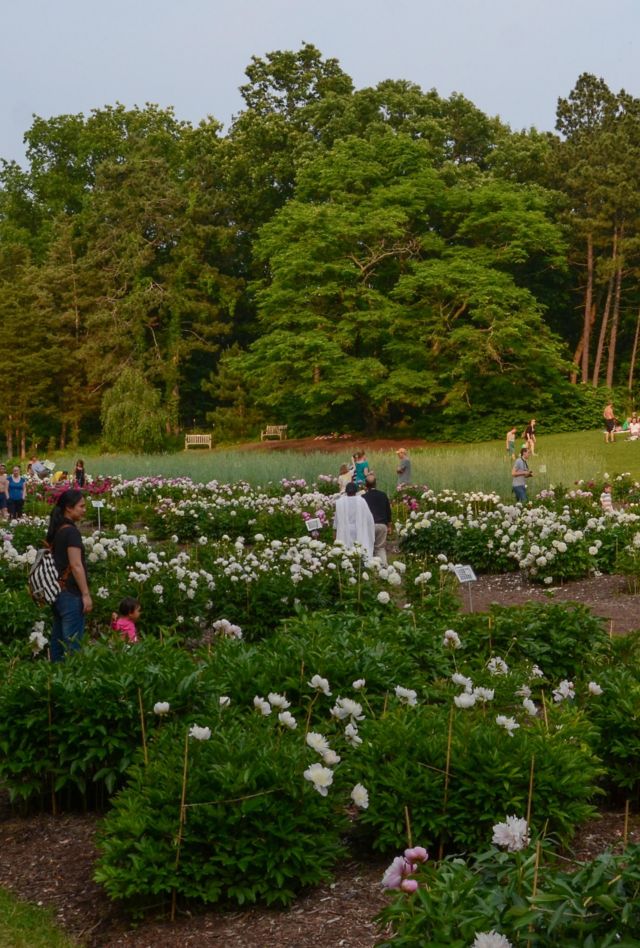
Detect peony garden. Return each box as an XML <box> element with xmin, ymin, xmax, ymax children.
<box><xmin>1</xmin><ymin>469</ymin><xmax>640</xmax><ymax>946</ymax></box>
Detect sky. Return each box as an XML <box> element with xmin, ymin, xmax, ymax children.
<box><xmin>1</xmin><ymin>0</ymin><xmax>638</xmax><ymax>165</ymax></box>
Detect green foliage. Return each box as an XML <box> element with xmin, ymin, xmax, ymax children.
<box><xmin>457</xmin><ymin>603</ymin><xmax>611</xmax><ymax>681</ymax></box>
<box><xmin>378</xmin><ymin>843</ymin><xmax>640</xmax><ymax>947</ymax></box>
<box><xmin>0</xmin><ymin>639</ymin><xmax>199</xmax><ymax>805</ymax></box>
<box><xmin>101</xmin><ymin>368</ymin><xmax>168</xmax><ymax>453</ymax></box>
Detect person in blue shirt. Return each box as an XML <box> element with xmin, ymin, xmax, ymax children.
<box><xmin>8</xmin><ymin>466</ymin><xmax>27</xmax><ymax>519</ymax></box>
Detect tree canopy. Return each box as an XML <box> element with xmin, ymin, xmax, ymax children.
<box><xmin>1</xmin><ymin>49</ymin><xmax>639</xmax><ymax>450</ymax></box>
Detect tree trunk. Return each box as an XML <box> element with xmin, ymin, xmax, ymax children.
<box><xmin>60</xmin><ymin>420</ymin><xmax>67</xmax><ymax>452</ymax></box>
<box><xmin>581</xmin><ymin>233</ymin><xmax>594</xmax><ymax>383</ymax></box>
<box><xmin>628</xmin><ymin>305</ymin><xmax>640</xmax><ymax>392</ymax></box>
<box><xmin>571</xmin><ymin>302</ymin><xmax>596</xmax><ymax>383</ymax></box>
<box><xmin>592</xmin><ymin>228</ymin><xmax>617</xmax><ymax>386</ymax></box>
<box><xmin>20</xmin><ymin>431</ymin><xmax>26</xmax><ymax>459</ymax></box>
<box><xmin>5</xmin><ymin>425</ymin><xmax>12</xmax><ymax>459</ymax></box>
<box><xmin>606</xmin><ymin>226</ymin><xmax>624</xmax><ymax>389</ymax></box>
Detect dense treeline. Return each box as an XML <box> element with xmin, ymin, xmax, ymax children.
<box><xmin>1</xmin><ymin>46</ymin><xmax>639</xmax><ymax>451</ymax></box>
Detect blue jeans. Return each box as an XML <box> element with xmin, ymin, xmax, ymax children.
<box><xmin>50</xmin><ymin>590</ymin><xmax>85</xmax><ymax>662</ymax></box>
<box><xmin>512</xmin><ymin>485</ymin><xmax>527</xmax><ymax>503</ymax></box>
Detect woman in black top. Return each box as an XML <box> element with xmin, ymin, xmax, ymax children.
<box><xmin>47</xmin><ymin>489</ymin><xmax>92</xmax><ymax>662</ymax></box>
<box><xmin>74</xmin><ymin>459</ymin><xmax>86</xmax><ymax>488</ymax></box>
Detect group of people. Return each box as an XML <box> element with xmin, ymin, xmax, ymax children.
<box><xmin>0</xmin><ymin>458</ymin><xmax>86</xmax><ymax>520</ymax></box>
<box><xmin>505</xmin><ymin>420</ymin><xmax>536</xmax><ymax>460</ymax></box>
<box><xmin>333</xmin><ymin>447</ymin><xmax>412</xmax><ymax>562</ymax></box>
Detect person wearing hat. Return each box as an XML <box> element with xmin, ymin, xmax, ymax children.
<box><xmin>395</xmin><ymin>448</ymin><xmax>412</xmax><ymax>489</ymax></box>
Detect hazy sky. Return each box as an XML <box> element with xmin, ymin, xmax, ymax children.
<box><xmin>1</xmin><ymin>0</ymin><xmax>638</xmax><ymax>165</ymax></box>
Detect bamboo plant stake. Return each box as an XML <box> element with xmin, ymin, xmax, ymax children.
<box><xmin>171</xmin><ymin>728</ymin><xmax>190</xmax><ymax>922</ymax></box>
<box><xmin>438</xmin><ymin>706</ymin><xmax>455</xmax><ymax>861</ymax></box>
<box><xmin>137</xmin><ymin>687</ymin><xmax>148</xmax><ymax>767</ymax></box>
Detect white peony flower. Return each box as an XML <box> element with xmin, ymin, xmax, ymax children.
<box><xmin>587</xmin><ymin>681</ymin><xmax>603</xmax><ymax>696</ymax></box>
<box><xmin>454</xmin><ymin>692</ymin><xmax>477</xmax><ymax>709</ymax></box>
<box><xmin>352</xmin><ymin>678</ymin><xmax>366</xmax><ymax>690</ymax></box>
<box><xmin>443</xmin><ymin>629</ymin><xmax>461</xmax><ymax>649</ymax></box>
<box><xmin>495</xmin><ymin>715</ymin><xmax>519</xmax><ymax>736</ymax></box>
<box><xmin>306</xmin><ymin>732</ymin><xmax>330</xmax><ymax>755</ymax></box>
<box><xmin>331</xmin><ymin>697</ymin><xmax>364</xmax><ymax>722</ymax></box>
<box><xmin>219</xmin><ymin>696</ymin><xmax>231</xmax><ymax>708</ymax></box>
<box><xmin>522</xmin><ymin>698</ymin><xmax>538</xmax><ymax>717</ymax></box>
<box><xmin>377</xmin><ymin>591</ymin><xmax>390</xmax><ymax>604</ymax></box>
<box><xmin>492</xmin><ymin>815</ymin><xmax>530</xmax><ymax>852</ymax></box>
<box><xmin>153</xmin><ymin>701</ymin><xmax>170</xmax><ymax>715</ymax></box>
<box><xmin>552</xmin><ymin>679</ymin><xmax>575</xmax><ymax>703</ymax></box>
<box><xmin>253</xmin><ymin>696</ymin><xmax>272</xmax><ymax>716</ymax></box>
<box><xmin>188</xmin><ymin>724</ymin><xmax>211</xmax><ymax>741</ymax></box>
<box><xmin>472</xmin><ymin>687</ymin><xmax>494</xmax><ymax>702</ymax></box>
<box><xmin>303</xmin><ymin>762</ymin><xmax>334</xmax><ymax>796</ymax></box>
<box><xmin>395</xmin><ymin>685</ymin><xmax>418</xmax><ymax>707</ymax></box>
<box><xmin>487</xmin><ymin>657</ymin><xmax>509</xmax><ymax>676</ymax></box>
<box><xmin>278</xmin><ymin>710</ymin><xmax>297</xmax><ymax>729</ymax></box>
<box><xmin>344</xmin><ymin>723</ymin><xmax>363</xmax><ymax>747</ymax></box>
<box><xmin>351</xmin><ymin>783</ymin><xmax>369</xmax><ymax>809</ymax></box>
<box><xmin>308</xmin><ymin>674</ymin><xmax>332</xmax><ymax>696</ymax></box>
<box><xmin>267</xmin><ymin>692</ymin><xmax>290</xmax><ymax>710</ymax></box>
<box><xmin>472</xmin><ymin>931</ymin><xmax>513</xmax><ymax>948</ymax></box>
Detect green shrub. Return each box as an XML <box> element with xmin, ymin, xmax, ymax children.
<box><xmin>349</xmin><ymin>703</ymin><xmax>601</xmax><ymax>853</ymax></box>
<box><xmin>95</xmin><ymin>713</ymin><xmax>347</xmax><ymax>908</ymax></box>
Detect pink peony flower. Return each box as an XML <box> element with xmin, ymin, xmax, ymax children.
<box><xmin>400</xmin><ymin>878</ymin><xmax>419</xmax><ymax>894</ymax></box>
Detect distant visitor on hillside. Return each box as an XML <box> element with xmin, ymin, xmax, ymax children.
<box><xmin>74</xmin><ymin>459</ymin><xmax>86</xmax><ymax>488</ymax></box>
<box><xmin>523</xmin><ymin>419</ymin><xmax>537</xmax><ymax>455</ymax></box>
<box><xmin>333</xmin><ymin>482</ymin><xmax>375</xmax><ymax>558</ymax></box>
<box><xmin>395</xmin><ymin>448</ymin><xmax>412</xmax><ymax>488</ymax></box>
<box><xmin>505</xmin><ymin>427</ymin><xmax>517</xmax><ymax>459</ymax></box>
<box><xmin>603</xmin><ymin>403</ymin><xmax>616</xmax><ymax>444</ymax></box>
<box><xmin>511</xmin><ymin>448</ymin><xmax>533</xmax><ymax>503</ymax></box>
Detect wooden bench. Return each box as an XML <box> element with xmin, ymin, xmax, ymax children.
<box><xmin>184</xmin><ymin>433</ymin><xmax>212</xmax><ymax>450</ymax></box>
<box><xmin>260</xmin><ymin>425</ymin><xmax>288</xmax><ymax>441</ymax></box>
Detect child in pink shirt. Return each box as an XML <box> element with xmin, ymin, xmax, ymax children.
<box><xmin>111</xmin><ymin>597</ymin><xmax>141</xmax><ymax>643</ymax></box>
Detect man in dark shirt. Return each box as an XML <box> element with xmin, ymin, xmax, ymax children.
<box><xmin>362</xmin><ymin>474</ymin><xmax>392</xmax><ymax>564</ymax></box>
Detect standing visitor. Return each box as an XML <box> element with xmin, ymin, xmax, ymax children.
<box><xmin>523</xmin><ymin>419</ymin><xmax>537</xmax><ymax>455</ymax></box>
<box><xmin>0</xmin><ymin>464</ymin><xmax>8</xmax><ymax>519</ymax></box>
<box><xmin>352</xmin><ymin>450</ymin><xmax>369</xmax><ymax>489</ymax></box>
<box><xmin>511</xmin><ymin>448</ymin><xmax>533</xmax><ymax>503</ymax></box>
<box><xmin>333</xmin><ymin>482</ymin><xmax>375</xmax><ymax>558</ymax></box>
<box><xmin>505</xmin><ymin>427</ymin><xmax>517</xmax><ymax>460</ymax></box>
<box><xmin>74</xmin><ymin>459</ymin><xmax>86</xmax><ymax>488</ymax></box>
<box><xmin>47</xmin><ymin>489</ymin><xmax>92</xmax><ymax>662</ymax></box>
<box><xmin>362</xmin><ymin>474</ymin><xmax>392</xmax><ymax>564</ymax></box>
<box><xmin>395</xmin><ymin>448</ymin><xmax>412</xmax><ymax>488</ymax></box>
<box><xmin>603</xmin><ymin>403</ymin><xmax>616</xmax><ymax>444</ymax></box>
<box><xmin>8</xmin><ymin>465</ymin><xmax>27</xmax><ymax>519</ymax></box>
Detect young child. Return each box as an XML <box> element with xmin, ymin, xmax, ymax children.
<box><xmin>111</xmin><ymin>597</ymin><xmax>141</xmax><ymax>643</ymax></box>
<box><xmin>352</xmin><ymin>450</ymin><xmax>369</xmax><ymax>489</ymax></box>
<box><xmin>338</xmin><ymin>462</ymin><xmax>354</xmax><ymax>493</ymax></box>
<box><xmin>600</xmin><ymin>483</ymin><xmax>614</xmax><ymax>514</ymax></box>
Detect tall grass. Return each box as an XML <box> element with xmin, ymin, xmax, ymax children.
<box><xmin>51</xmin><ymin>431</ymin><xmax>640</xmax><ymax>497</ymax></box>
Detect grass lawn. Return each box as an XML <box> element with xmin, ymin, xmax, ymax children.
<box><xmin>48</xmin><ymin>430</ymin><xmax>640</xmax><ymax>497</ymax></box>
<box><xmin>0</xmin><ymin>888</ymin><xmax>75</xmax><ymax>947</ymax></box>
